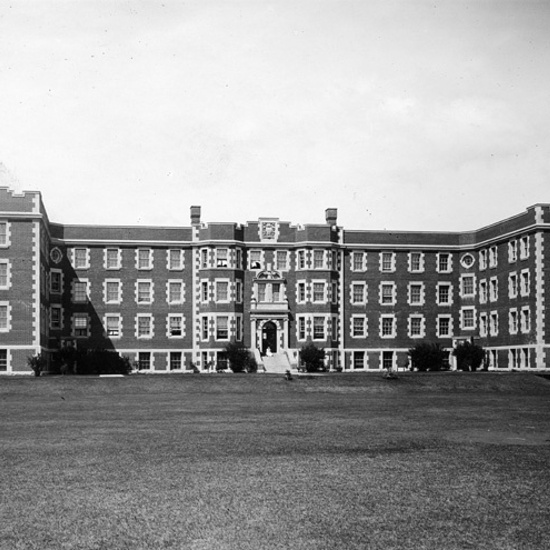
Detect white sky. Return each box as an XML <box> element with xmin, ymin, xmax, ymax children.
<box><xmin>1</xmin><ymin>0</ymin><xmax>549</xmax><ymax>231</ymax></box>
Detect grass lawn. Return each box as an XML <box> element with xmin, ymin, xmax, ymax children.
<box><xmin>1</xmin><ymin>372</ymin><xmax>550</xmax><ymax>550</ymax></box>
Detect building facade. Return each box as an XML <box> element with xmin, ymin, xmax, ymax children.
<box><xmin>1</xmin><ymin>186</ymin><xmax>549</xmax><ymax>373</ymax></box>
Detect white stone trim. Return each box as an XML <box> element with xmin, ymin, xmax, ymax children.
<box><xmin>0</xmin><ymin>259</ymin><xmax>11</xmax><ymax>290</ymax></box>
<box><xmin>0</xmin><ymin>301</ymin><xmax>12</xmax><ymax>332</ymax></box>
<box><xmin>166</xmin><ymin>279</ymin><xmax>185</xmax><ymax>304</ymax></box>
<box><xmin>103</xmin><ymin>278</ymin><xmax>122</xmax><ymax>304</ymax></box>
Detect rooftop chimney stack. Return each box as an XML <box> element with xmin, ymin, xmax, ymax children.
<box><xmin>190</xmin><ymin>205</ymin><xmax>201</xmax><ymax>226</ymax></box>
<box><xmin>325</xmin><ymin>208</ymin><xmax>337</xmax><ymax>226</ymax></box>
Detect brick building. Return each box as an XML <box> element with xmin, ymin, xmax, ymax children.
<box><xmin>1</xmin><ymin>186</ymin><xmax>549</xmax><ymax>373</ymax></box>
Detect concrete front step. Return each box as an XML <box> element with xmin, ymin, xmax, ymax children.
<box><xmin>262</xmin><ymin>353</ymin><xmax>291</xmax><ymax>373</ymax></box>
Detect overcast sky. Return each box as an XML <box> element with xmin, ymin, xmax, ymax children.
<box><xmin>1</xmin><ymin>0</ymin><xmax>549</xmax><ymax>231</ymax></box>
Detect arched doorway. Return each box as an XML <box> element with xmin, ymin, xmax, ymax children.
<box><xmin>262</xmin><ymin>321</ymin><xmax>277</xmax><ymax>355</ymax></box>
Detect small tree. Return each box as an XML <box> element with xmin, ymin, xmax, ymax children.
<box><xmin>27</xmin><ymin>353</ymin><xmax>48</xmax><ymax>377</ymax></box>
<box><xmin>453</xmin><ymin>341</ymin><xmax>485</xmax><ymax>371</ymax></box>
<box><xmin>299</xmin><ymin>343</ymin><xmax>325</xmax><ymax>372</ymax></box>
<box><xmin>224</xmin><ymin>341</ymin><xmax>256</xmax><ymax>373</ymax></box>
<box><xmin>408</xmin><ymin>342</ymin><xmax>449</xmax><ymax>372</ymax></box>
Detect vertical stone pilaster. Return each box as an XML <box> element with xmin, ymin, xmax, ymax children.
<box><xmin>534</xmin><ymin>227</ymin><xmax>546</xmax><ymax>368</ymax></box>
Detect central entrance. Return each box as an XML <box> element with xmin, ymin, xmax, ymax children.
<box><xmin>262</xmin><ymin>321</ymin><xmax>277</xmax><ymax>355</ymax></box>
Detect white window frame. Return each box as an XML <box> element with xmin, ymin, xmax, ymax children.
<box><xmin>0</xmin><ymin>260</ymin><xmax>11</xmax><ymax>290</ymax></box>
<box><xmin>0</xmin><ymin>301</ymin><xmax>12</xmax><ymax>332</ymax></box>
<box><xmin>169</xmin><ymin>351</ymin><xmax>183</xmax><ymax>371</ymax></box>
<box><xmin>136</xmin><ymin>248</ymin><xmax>153</xmax><ymax>271</ymax></box>
<box><xmin>235</xmin><ymin>279</ymin><xmax>243</xmax><ymax>304</ymax></box>
<box><xmin>137</xmin><ymin>351</ymin><xmax>153</xmax><ymax>371</ymax></box>
<box><xmin>167</xmin><ymin>314</ymin><xmax>185</xmax><ymax>338</ymax></box>
<box><xmin>249</xmin><ymin>250</ymin><xmax>264</xmax><ymax>270</ymax></box>
<box><xmin>201</xmin><ymin>316</ymin><xmax>210</xmax><ymax>341</ymax></box>
<box><xmin>508</xmin><ymin>272</ymin><xmax>518</xmax><ymax>299</ymax></box>
<box><xmin>312</xmin><ymin>249</ymin><xmax>327</xmax><ymax>270</ymax></box>
<box><xmin>296</xmin><ymin>249</ymin><xmax>307</xmax><ymax>270</ymax></box>
<box><xmin>215</xmin><ymin>279</ymin><xmax>230</xmax><ymax>303</ymax></box>
<box><xmin>296</xmin><ymin>280</ymin><xmax>307</xmax><ymax>304</ymax></box>
<box><xmin>50</xmin><ymin>269</ymin><xmax>63</xmax><ymax>294</ymax></box>
<box><xmin>379</xmin><ymin>282</ymin><xmax>396</xmax><ymax>306</ymax></box>
<box><xmin>200</xmin><ymin>248</ymin><xmax>210</xmax><ymax>269</ymax></box>
<box><xmin>216</xmin><ymin>247</ymin><xmax>229</xmax><ymax>268</ymax></box>
<box><xmin>276</xmin><ymin>250</ymin><xmax>289</xmax><ymax>271</ymax></box>
<box><xmin>103</xmin><ymin>279</ymin><xmax>122</xmax><ymax>305</ymax></box>
<box><xmin>408</xmin><ymin>251</ymin><xmax>425</xmax><ymax>273</ymax></box>
<box><xmin>104</xmin><ymin>314</ymin><xmax>122</xmax><ymax>338</ymax></box>
<box><xmin>312</xmin><ymin>316</ymin><xmax>326</xmax><ymax>341</ymax></box>
<box><xmin>460</xmin><ymin>307</ymin><xmax>477</xmax><ymax>331</ymax></box>
<box><xmin>407</xmin><ymin>282</ymin><xmax>425</xmax><ymax>306</ymax></box>
<box><xmin>460</xmin><ymin>274</ymin><xmax>476</xmax><ymax>298</ymax></box>
<box><xmin>350</xmin><ymin>282</ymin><xmax>367</xmax><ymax>305</ymax></box>
<box><xmin>488</xmin><ymin>245</ymin><xmax>498</xmax><ymax>268</ymax></box>
<box><xmin>381</xmin><ymin>350</ymin><xmax>396</xmax><ymax>371</ymax></box>
<box><xmin>0</xmin><ymin>221</ymin><xmax>11</xmax><ymax>248</ymax></box>
<box><xmin>104</xmin><ymin>248</ymin><xmax>122</xmax><ymax>270</ymax></box>
<box><xmin>520</xmin><ymin>269</ymin><xmax>530</xmax><ymax>297</ymax></box>
<box><xmin>297</xmin><ymin>316</ymin><xmax>306</xmax><ymax>341</ymax></box>
<box><xmin>200</xmin><ymin>280</ymin><xmax>210</xmax><ymax>303</ymax></box>
<box><xmin>379</xmin><ymin>314</ymin><xmax>396</xmax><ymax>339</ymax></box>
<box><xmin>479</xmin><ymin>249</ymin><xmax>487</xmax><ymax>270</ymax></box>
<box><xmin>331</xmin><ymin>281</ymin><xmax>338</xmax><ymax>305</ymax></box>
<box><xmin>489</xmin><ymin>310</ymin><xmax>499</xmax><ymax>337</ymax></box>
<box><xmin>351</xmin><ymin>251</ymin><xmax>367</xmax><ymax>272</ymax></box>
<box><xmin>72</xmin><ymin>313</ymin><xmax>90</xmax><ymax>338</ymax></box>
<box><xmin>489</xmin><ymin>276</ymin><xmax>498</xmax><ymax>303</ymax></box>
<box><xmin>167</xmin><ymin>280</ymin><xmax>185</xmax><ymax>305</ymax></box>
<box><xmin>379</xmin><ymin>252</ymin><xmax>396</xmax><ymax>273</ymax></box>
<box><xmin>436</xmin><ymin>314</ymin><xmax>453</xmax><ymax>338</ymax></box>
<box><xmin>508</xmin><ymin>240</ymin><xmax>517</xmax><ymax>263</ymax></box>
<box><xmin>236</xmin><ymin>314</ymin><xmax>243</xmax><ymax>342</ymax></box>
<box><xmin>519</xmin><ymin>236</ymin><xmax>530</xmax><ymax>259</ymax></box>
<box><xmin>479</xmin><ymin>279</ymin><xmax>488</xmax><ymax>304</ymax></box>
<box><xmin>520</xmin><ymin>306</ymin><xmax>530</xmax><ymax>334</ymax></box>
<box><xmin>135</xmin><ymin>279</ymin><xmax>154</xmax><ymax>304</ymax></box>
<box><xmin>215</xmin><ymin>315</ymin><xmax>230</xmax><ymax>341</ymax></box>
<box><xmin>350</xmin><ymin>315</ymin><xmax>368</xmax><ymax>338</ymax></box>
<box><xmin>408</xmin><ymin>314</ymin><xmax>426</xmax><ymax>338</ymax></box>
<box><xmin>136</xmin><ymin>314</ymin><xmax>154</xmax><ymax>339</ymax></box>
<box><xmin>352</xmin><ymin>350</ymin><xmax>366</xmax><ymax>370</ymax></box>
<box><xmin>479</xmin><ymin>312</ymin><xmax>488</xmax><ymax>337</ymax></box>
<box><xmin>71</xmin><ymin>247</ymin><xmax>90</xmax><ymax>270</ymax></box>
<box><xmin>509</xmin><ymin>308</ymin><xmax>518</xmax><ymax>335</ymax></box>
<box><xmin>436</xmin><ymin>253</ymin><xmax>452</xmax><ymax>273</ymax></box>
<box><xmin>311</xmin><ymin>280</ymin><xmax>327</xmax><ymax>303</ymax></box>
<box><xmin>167</xmin><ymin>249</ymin><xmax>184</xmax><ymax>271</ymax></box>
<box><xmin>436</xmin><ymin>282</ymin><xmax>453</xmax><ymax>306</ymax></box>
<box><xmin>50</xmin><ymin>305</ymin><xmax>63</xmax><ymax>330</ymax></box>
<box><xmin>331</xmin><ymin>316</ymin><xmax>338</xmax><ymax>341</ymax></box>
<box><xmin>72</xmin><ymin>279</ymin><xmax>90</xmax><ymax>303</ymax></box>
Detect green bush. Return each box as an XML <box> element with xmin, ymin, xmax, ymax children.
<box><xmin>299</xmin><ymin>343</ymin><xmax>325</xmax><ymax>372</ymax></box>
<box><xmin>27</xmin><ymin>353</ymin><xmax>48</xmax><ymax>377</ymax></box>
<box><xmin>224</xmin><ymin>341</ymin><xmax>256</xmax><ymax>373</ymax></box>
<box><xmin>452</xmin><ymin>341</ymin><xmax>485</xmax><ymax>371</ymax></box>
<box><xmin>408</xmin><ymin>342</ymin><xmax>449</xmax><ymax>372</ymax></box>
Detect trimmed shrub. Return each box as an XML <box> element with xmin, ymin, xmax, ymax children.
<box><xmin>225</xmin><ymin>341</ymin><xmax>256</xmax><ymax>373</ymax></box>
<box><xmin>27</xmin><ymin>354</ymin><xmax>48</xmax><ymax>377</ymax></box>
<box><xmin>453</xmin><ymin>341</ymin><xmax>485</xmax><ymax>371</ymax></box>
<box><xmin>299</xmin><ymin>343</ymin><xmax>325</xmax><ymax>372</ymax></box>
<box><xmin>408</xmin><ymin>342</ymin><xmax>449</xmax><ymax>372</ymax></box>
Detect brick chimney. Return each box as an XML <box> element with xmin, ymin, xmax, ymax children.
<box><xmin>325</xmin><ymin>208</ymin><xmax>337</xmax><ymax>226</ymax></box>
<box><xmin>190</xmin><ymin>205</ymin><xmax>201</xmax><ymax>226</ymax></box>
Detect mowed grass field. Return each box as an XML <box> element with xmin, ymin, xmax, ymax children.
<box><xmin>1</xmin><ymin>373</ymin><xmax>550</xmax><ymax>550</ymax></box>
